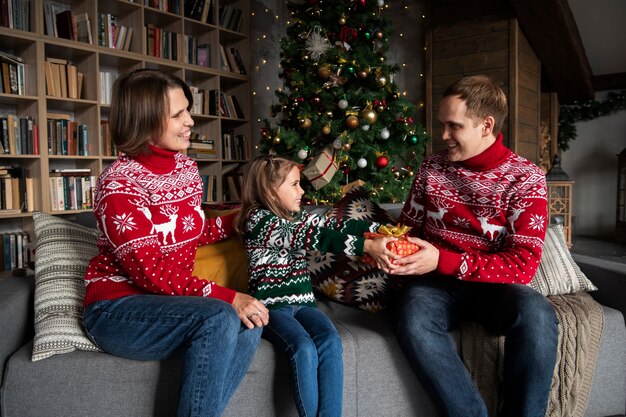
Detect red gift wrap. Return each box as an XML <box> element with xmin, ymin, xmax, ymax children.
<box><xmin>362</xmin><ymin>224</ymin><xmax>419</xmax><ymax>265</ymax></box>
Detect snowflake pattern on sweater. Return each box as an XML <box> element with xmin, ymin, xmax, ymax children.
<box><xmin>83</xmin><ymin>146</ymin><xmax>236</xmax><ymax>307</ymax></box>
<box><xmin>398</xmin><ymin>134</ymin><xmax>548</xmax><ymax>284</ymax></box>
<box><xmin>243</xmin><ymin>208</ymin><xmax>379</xmax><ymax>309</ymax></box>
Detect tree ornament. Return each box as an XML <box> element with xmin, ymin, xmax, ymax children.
<box><xmin>305</xmin><ymin>26</ymin><xmax>331</xmax><ymax>61</ymax></box>
<box><xmin>375</xmin><ymin>155</ymin><xmax>389</xmax><ymax>169</ymax></box>
<box><xmin>378</xmin><ymin>56</ymin><xmax>385</xmax><ymax>63</ymax></box>
<box><xmin>377</xmin><ymin>0</ymin><xmax>385</xmax><ymax>6</ymax></box>
<box><xmin>338</xmin><ymin>99</ymin><xmax>349</xmax><ymax>109</ymax></box>
<box><xmin>361</xmin><ymin>108</ymin><xmax>378</xmax><ymax>124</ymax></box>
<box><xmin>300</xmin><ymin>117</ymin><xmax>312</xmax><ymax>129</ymax></box>
<box><xmin>346</xmin><ymin>115</ymin><xmax>359</xmax><ymax>129</ymax></box>
<box><xmin>322</xmin><ymin>124</ymin><xmax>332</xmax><ymax>135</ymax></box>
<box><xmin>317</xmin><ymin>66</ymin><xmax>331</xmax><ymax>80</ymax></box>
<box><xmin>273</xmin><ymin>136</ymin><xmax>281</xmax><ymax>144</ymax></box>
<box><xmin>375</xmin><ymin>31</ymin><xmax>384</xmax><ymax>40</ymax></box>
<box><xmin>342</xmin><ymin>143</ymin><xmax>351</xmax><ymax>151</ymax></box>
<box><xmin>297</xmin><ymin>148</ymin><xmax>309</xmax><ymax>159</ymax></box>
<box><xmin>333</xmin><ymin>137</ymin><xmax>343</xmax><ymax>149</ymax></box>
<box><xmin>339</xmin><ymin>16</ymin><xmax>347</xmax><ymax>25</ymax></box>
<box><xmin>380</xmin><ymin>127</ymin><xmax>390</xmax><ymax>140</ymax></box>
<box><xmin>364</xmin><ymin>31</ymin><xmax>372</xmax><ymax>40</ymax></box>
<box><xmin>361</xmin><ymin>124</ymin><xmax>371</xmax><ymax>131</ymax></box>
<box><xmin>310</xmin><ymin>95</ymin><xmax>321</xmax><ymax>106</ymax></box>
<box><xmin>358</xmin><ymin>70</ymin><xmax>369</xmax><ymax>79</ymax></box>
<box><xmin>409</xmin><ymin>133</ymin><xmax>419</xmax><ymax>145</ymax></box>
<box><xmin>376</xmin><ymin>75</ymin><xmax>388</xmax><ymax>87</ymax></box>
<box><xmin>357</xmin><ymin>158</ymin><xmax>368</xmax><ymax>168</ymax></box>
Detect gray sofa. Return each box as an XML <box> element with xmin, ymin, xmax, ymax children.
<box><xmin>1</xmin><ymin>210</ymin><xmax>625</xmax><ymax>416</ymax></box>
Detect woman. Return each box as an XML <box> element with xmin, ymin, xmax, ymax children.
<box><xmin>82</xmin><ymin>69</ymin><xmax>266</xmax><ymax>417</ymax></box>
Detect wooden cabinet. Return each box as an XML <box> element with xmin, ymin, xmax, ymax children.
<box><xmin>0</xmin><ymin>0</ymin><xmax>251</xmax><ymax>255</ymax></box>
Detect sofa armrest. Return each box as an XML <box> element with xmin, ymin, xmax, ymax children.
<box><xmin>573</xmin><ymin>255</ymin><xmax>626</xmax><ymax>320</ymax></box>
<box><xmin>0</xmin><ymin>274</ymin><xmax>35</xmax><ymax>383</ymax></box>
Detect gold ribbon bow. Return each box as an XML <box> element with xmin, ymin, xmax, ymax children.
<box><xmin>377</xmin><ymin>224</ymin><xmax>411</xmax><ymax>237</ymax></box>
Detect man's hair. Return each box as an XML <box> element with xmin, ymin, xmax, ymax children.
<box><xmin>110</xmin><ymin>69</ymin><xmax>193</xmax><ymax>157</ymax></box>
<box><xmin>235</xmin><ymin>155</ymin><xmax>300</xmax><ymax>234</ymax></box>
<box><xmin>443</xmin><ymin>75</ymin><xmax>508</xmax><ymax>134</ymax></box>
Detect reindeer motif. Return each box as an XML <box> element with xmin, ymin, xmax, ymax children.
<box><xmin>406</xmin><ymin>198</ymin><xmax>425</xmax><ymax>220</ymax></box>
<box><xmin>153</xmin><ymin>205</ymin><xmax>179</xmax><ymax>244</ymax></box>
<box><xmin>131</xmin><ymin>199</ymin><xmax>158</xmax><ymax>234</ymax></box>
<box><xmin>189</xmin><ymin>195</ymin><xmax>205</xmax><ymax>222</ymax></box>
<box><xmin>474</xmin><ymin>208</ymin><xmax>507</xmax><ymax>241</ymax></box>
<box><xmin>506</xmin><ymin>201</ymin><xmax>531</xmax><ymax>234</ymax></box>
<box><xmin>427</xmin><ymin>198</ymin><xmax>454</xmax><ymax>229</ymax></box>
<box><xmin>95</xmin><ymin>202</ymin><xmax>111</xmax><ymax>243</ymax></box>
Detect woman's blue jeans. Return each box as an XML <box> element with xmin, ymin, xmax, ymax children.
<box><xmin>83</xmin><ymin>295</ymin><xmax>262</xmax><ymax>417</ymax></box>
<box><xmin>394</xmin><ymin>275</ymin><xmax>558</xmax><ymax>417</ymax></box>
<box><xmin>263</xmin><ymin>305</ymin><xmax>343</xmax><ymax>417</ymax></box>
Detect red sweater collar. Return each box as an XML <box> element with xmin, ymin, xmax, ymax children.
<box><xmin>134</xmin><ymin>145</ymin><xmax>177</xmax><ymax>174</ymax></box>
<box><xmin>456</xmin><ymin>132</ymin><xmax>511</xmax><ymax>172</ymax></box>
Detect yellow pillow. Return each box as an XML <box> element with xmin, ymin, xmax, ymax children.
<box><xmin>193</xmin><ymin>237</ymin><xmax>249</xmax><ymax>293</ymax></box>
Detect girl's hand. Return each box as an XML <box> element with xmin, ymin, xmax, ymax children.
<box><xmin>364</xmin><ymin>237</ymin><xmax>399</xmax><ymax>272</ymax></box>
<box><xmin>232</xmin><ymin>292</ymin><xmax>269</xmax><ymax>329</ymax></box>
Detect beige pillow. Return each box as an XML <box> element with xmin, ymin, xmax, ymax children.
<box><xmin>529</xmin><ymin>224</ymin><xmax>598</xmax><ymax>296</ymax></box>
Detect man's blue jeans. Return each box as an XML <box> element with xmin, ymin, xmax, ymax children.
<box><xmin>262</xmin><ymin>305</ymin><xmax>343</xmax><ymax>417</ymax></box>
<box><xmin>83</xmin><ymin>295</ymin><xmax>262</xmax><ymax>417</ymax></box>
<box><xmin>394</xmin><ymin>275</ymin><xmax>558</xmax><ymax>417</ymax></box>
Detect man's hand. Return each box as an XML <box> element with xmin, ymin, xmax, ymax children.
<box><xmin>232</xmin><ymin>292</ymin><xmax>269</xmax><ymax>329</ymax></box>
<box><xmin>390</xmin><ymin>237</ymin><xmax>439</xmax><ymax>275</ymax></box>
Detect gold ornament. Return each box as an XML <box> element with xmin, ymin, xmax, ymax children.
<box><xmin>376</xmin><ymin>75</ymin><xmax>388</xmax><ymax>87</ymax></box>
<box><xmin>273</xmin><ymin>136</ymin><xmax>281</xmax><ymax>144</ymax></box>
<box><xmin>322</xmin><ymin>125</ymin><xmax>331</xmax><ymax>135</ymax></box>
<box><xmin>346</xmin><ymin>115</ymin><xmax>359</xmax><ymax>129</ymax></box>
<box><xmin>375</xmin><ymin>31</ymin><xmax>384</xmax><ymax>39</ymax></box>
<box><xmin>300</xmin><ymin>117</ymin><xmax>312</xmax><ymax>129</ymax></box>
<box><xmin>339</xmin><ymin>16</ymin><xmax>347</xmax><ymax>25</ymax></box>
<box><xmin>342</xmin><ymin>143</ymin><xmax>351</xmax><ymax>151</ymax></box>
<box><xmin>317</xmin><ymin>66</ymin><xmax>331</xmax><ymax>80</ymax></box>
<box><xmin>378</xmin><ymin>56</ymin><xmax>385</xmax><ymax>63</ymax></box>
<box><xmin>361</xmin><ymin>108</ymin><xmax>378</xmax><ymax>124</ymax></box>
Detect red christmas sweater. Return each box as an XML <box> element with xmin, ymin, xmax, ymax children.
<box><xmin>398</xmin><ymin>133</ymin><xmax>548</xmax><ymax>284</ymax></box>
<box><xmin>83</xmin><ymin>145</ymin><xmax>237</xmax><ymax>307</ymax></box>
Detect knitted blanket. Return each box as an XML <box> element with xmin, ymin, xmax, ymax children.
<box><xmin>461</xmin><ymin>291</ymin><xmax>605</xmax><ymax>417</ymax></box>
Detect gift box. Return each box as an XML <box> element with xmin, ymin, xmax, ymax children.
<box><xmin>362</xmin><ymin>224</ymin><xmax>419</xmax><ymax>265</ymax></box>
<box><xmin>302</xmin><ymin>144</ymin><xmax>338</xmax><ymax>190</ymax></box>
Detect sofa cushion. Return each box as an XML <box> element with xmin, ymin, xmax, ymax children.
<box><xmin>193</xmin><ymin>237</ymin><xmax>248</xmax><ymax>293</ymax></box>
<box><xmin>529</xmin><ymin>224</ymin><xmax>598</xmax><ymax>296</ymax></box>
<box><xmin>31</xmin><ymin>212</ymin><xmax>101</xmax><ymax>361</ymax></box>
<box><xmin>309</xmin><ymin>188</ymin><xmax>406</xmax><ymax>313</ymax></box>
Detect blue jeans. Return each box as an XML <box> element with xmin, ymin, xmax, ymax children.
<box><xmin>394</xmin><ymin>275</ymin><xmax>558</xmax><ymax>417</ymax></box>
<box><xmin>83</xmin><ymin>295</ymin><xmax>262</xmax><ymax>417</ymax></box>
<box><xmin>263</xmin><ymin>305</ymin><xmax>343</xmax><ymax>417</ymax></box>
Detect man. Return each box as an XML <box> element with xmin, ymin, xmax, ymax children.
<box><xmin>391</xmin><ymin>75</ymin><xmax>558</xmax><ymax>417</ymax></box>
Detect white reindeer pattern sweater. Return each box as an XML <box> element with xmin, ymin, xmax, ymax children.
<box><xmin>398</xmin><ymin>133</ymin><xmax>548</xmax><ymax>284</ymax></box>
<box><xmin>84</xmin><ymin>145</ymin><xmax>236</xmax><ymax>307</ymax></box>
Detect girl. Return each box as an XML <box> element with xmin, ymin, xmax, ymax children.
<box><xmin>235</xmin><ymin>155</ymin><xmax>397</xmax><ymax>416</ymax></box>
<box><xmin>83</xmin><ymin>69</ymin><xmax>266</xmax><ymax>417</ymax></box>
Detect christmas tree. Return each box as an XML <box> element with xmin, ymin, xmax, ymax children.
<box><xmin>259</xmin><ymin>0</ymin><xmax>429</xmax><ymax>204</ymax></box>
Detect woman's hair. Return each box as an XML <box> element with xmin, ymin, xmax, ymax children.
<box><xmin>110</xmin><ymin>69</ymin><xmax>193</xmax><ymax>157</ymax></box>
<box><xmin>234</xmin><ymin>155</ymin><xmax>300</xmax><ymax>234</ymax></box>
<box><xmin>443</xmin><ymin>75</ymin><xmax>508</xmax><ymax>134</ymax></box>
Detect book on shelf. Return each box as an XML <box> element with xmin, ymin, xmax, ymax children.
<box><xmin>0</xmin><ymin>0</ymin><xmax>30</xmax><ymax>31</ymax></box>
<box><xmin>185</xmin><ymin>0</ymin><xmax>213</xmax><ymax>24</ymax></box>
<box><xmin>223</xmin><ymin>172</ymin><xmax>242</xmax><ymax>201</ymax></box>
<box><xmin>43</xmin><ymin>0</ymin><xmax>70</xmax><ymax>37</ymax></box>
<box><xmin>0</xmin><ymin>114</ymin><xmax>37</xmax><ymax>155</ymax></box>
<box><xmin>187</xmin><ymin>148</ymin><xmax>218</xmax><ymax>159</ymax></box>
<box><xmin>0</xmin><ymin>50</ymin><xmax>25</xmax><ymax>96</ymax></box>
<box><xmin>0</xmin><ymin>232</ymin><xmax>30</xmax><ymax>271</ymax></box>
<box><xmin>55</xmin><ymin>9</ymin><xmax>74</xmax><ymax>40</ymax></box>
<box><xmin>229</xmin><ymin>47</ymin><xmax>247</xmax><ymax>75</ymax></box>
<box><xmin>49</xmin><ymin>172</ymin><xmax>96</xmax><ymax>211</ymax></box>
<box><xmin>45</xmin><ymin>58</ymin><xmax>83</xmax><ymax>99</ymax></box>
<box><xmin>219</xmin><ymin>6</ymin><xmax>243</xmax><ymax>32</ymax></box>
<box><xmin>74</xmin><ymin>12</ymin><xmax>93</xmax><ymax>44</ymax></box>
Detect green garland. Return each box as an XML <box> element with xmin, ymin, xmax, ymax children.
<box><xmin>558</xmin><ymin>90</ymin><xmax>626</xmax><ymax>151</ymax></box>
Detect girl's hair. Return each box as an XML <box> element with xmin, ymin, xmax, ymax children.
<box><xmin>443</xmin><ymin>75</ymin><xmax>508</xmax><ymax>134</ymax></box>
<box><xmin>110</xmin><ymin>69</ymin><xmax>193</xmax><ymax>157</ymax></box>
<box><xmin>235</xmin><ymin>155</ymin><xmax>300</xmax><ymax>234</ymax></box>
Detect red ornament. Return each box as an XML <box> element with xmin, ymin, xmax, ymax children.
<box><xmin>375</xmin><ymin>155</ymin><xmax>389</xmax><ymax>169</ymax></box>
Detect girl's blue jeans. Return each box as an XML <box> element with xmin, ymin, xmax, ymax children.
<box><xmin>83</xmin><ymin>294</ymin><xmax>262</xmax><ymax>417</ymax></box>
<box><xmin>263</xmin><ymin>305</ymin><xmax>343</xmax><ymax>417</ymax></box>
<box><xmin>394</xmin><ymin>275</ymin><xmax>558</xmax><ymax>417</ymax></box>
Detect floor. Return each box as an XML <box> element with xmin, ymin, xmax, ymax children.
<box><xmin>570</xmin><ymin>235</ymin><xmax>626</xmax><ymax>273</ymax></box>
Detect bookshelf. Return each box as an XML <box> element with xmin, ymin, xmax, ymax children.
<box><xmin>0</xmin><ymin>0</ymin><xmax>252</xmax><ymax>268</ymax></box>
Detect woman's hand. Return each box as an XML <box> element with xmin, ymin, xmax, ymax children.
<box><xmin>232</xmin><ymin>292</ymin><xmax>269</xmax><ymax>329</ymax></box>
<box><xmin>364</xmin><ymin>237</ymin><xmax>400</xmax><ymax>271</ymax></box>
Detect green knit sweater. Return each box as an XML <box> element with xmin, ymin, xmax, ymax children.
<box><xmin>243</xmin><ymin>208</ymin><xmax>379</xmax><ymax>309</ymax></box>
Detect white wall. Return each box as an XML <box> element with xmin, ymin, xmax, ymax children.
<box><xmin>561</xmin><ymin>91</ymin><xmax>626</xmax><ymax>237</ymax></box>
